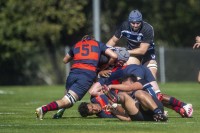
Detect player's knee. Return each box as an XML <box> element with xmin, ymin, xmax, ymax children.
<box><xmin>63</xmin><ymin>92</ymin><xmax>77</xmax><ymax>107</ymax></box>
<box><xmin>129</xmin><ymin>111</ymin><xmax>144</xmax><ymax>121</ymax></box>
<box><xmin>118</xmin><ymin>92</ymin><xmax>126</xmax><ymax>103</ymax></box>
<box><xmin>147</xmin><ymin>63</ymin><xmax>157</xmax><ymax>70</ymax></box>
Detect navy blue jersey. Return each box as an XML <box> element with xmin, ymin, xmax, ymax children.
<box><xmin>98</xmin><ymin>64</ymin><xmax>155</xmax><ymax>86</ymax></box>
<box><xmin>114</xmin><ymin>21</ymin><xmax>156</xmax><ymax>63</ymax></box>
<box><xmin>130</xmin><ymin>79</ymin><xmax>157</xmax><ymax>99</ymax></box>
<box><xmin>114</xmin><ymin>21</ymin><xmax>155</xmax><ymax>51</ymax></box>
<box><xmin>91</xmin><ymin>94</ymin><xmax>116</xmax><ymax>118</ymax></box>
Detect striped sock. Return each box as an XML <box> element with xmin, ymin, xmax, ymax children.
<box><xmin>169</xmin><ymin>97</ymin><xmax>186</xmax><ymax>108</ymax></box>
<box><xmin>172</xmin><ymin>106</ymin><xmax>181</xmax><ymax>113</ymax></box>
<box><xmin>42</xmin><ymin>101</ymin><xmax>58</xmax><ymax>113</ymax></box>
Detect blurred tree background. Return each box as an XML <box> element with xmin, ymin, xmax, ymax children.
<box><xmin>0</xmin><ymin>0</ymin><xmax>199</xmax><ymax>85</ymax></box>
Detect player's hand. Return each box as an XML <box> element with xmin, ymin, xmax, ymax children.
<box><xmin>103</xmin><ymin>104</ymin><xmax>112</xmax><ymax>112</ymax></box>
<box><xmin>102</xmin><ymin>85</ymin><xmax>110</xmax><ymax>94</ymax></box>
<box><xmin>193</xmin><ymin>43</ymin><xmax>200</xmax><ymax>49</ymax></box>
<box><xmin>98</xmin><ymin>70</ymin><xmax>112</xmax><ymax>77</ymax></box>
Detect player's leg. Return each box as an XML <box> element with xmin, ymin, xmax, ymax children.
<box><xmin>53</xmin><ymin>89</ymin><xmax>68</xmax><ymax>119</ymax></box>
<box><xmin>35</xmin><ymin>90</ymin><xmax>78</xmax><ymax>120</ymax></box>
<box><xmin>117</xmin><ymin>92</ymin><xmax>144</xmax><ymax>121</ymax></box>
<box><xmin>36</xmin><ymin>73</ymin><xmax>95</xmax><ymax>120</ymax></box>
<box><xmin>198</xmin><ymin>70</ymin><xmax>200</xmax><ymax>83</ymax></box>
<box><xmin>143</xmin><ymin>60</ymin><xmax>158</xmax><ymax>80</ymax></box>
<box><xmin>161</xmin><ymin>94</ymin><xmax>193</xmax><ymax>117</ymax></box>
<box><xmin>142</xmin><ymin>49</ymin><xmax>157</xmax><ymax>80</ymax></box>
<box><xmin>135</xmin><ymin>90</ymin><xmax>162</xmax><ymax>112</ymax></box>
<box><xmin>134</xmin><ymin>90</ymin><xmax>167</xmax><ymax>121</ymax></box>
<box><xmin>141</xmin><ymin>64</ymin><xmax>162</xmax><ymax>98</ymax></box>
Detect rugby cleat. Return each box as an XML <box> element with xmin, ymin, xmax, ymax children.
<box><xmin>153</xmin><ymin>113</ymin><xmax>168</xmax><ymax>122</ymax></box>
<box><xmin>102</xmin><ymin>85</ymin><xmax>118</xmax><ymax>103</ymax></box>
<box><xmin>183</xmin><ymin>104</ymin><xmax>193</xmax><ymax>118</ymax></box>
<box><xmin>53</xmin><ymin>108</ymin><xmax>65</xmax><ymax>119</ymax></box>
<box><xmin>35</xmin><ymin>107</ymin><xmax>45</xmax><ymax>120</ymax></box>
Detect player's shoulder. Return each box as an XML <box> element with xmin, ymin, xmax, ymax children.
<box><xmin>142</xmin><ymin>21</ymin><xmax>154</xmax><ymax>30</ymax></box>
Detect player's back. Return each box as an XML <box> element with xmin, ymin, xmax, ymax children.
<box><xmin>71</xmin><ymin>39</ymin><xmax>107</xmax><ymax>72</ymax></box>
<box><xmin>124</xmin><ymin>64</ymin><xmax>155</xmax><ymax>82</ymax></box>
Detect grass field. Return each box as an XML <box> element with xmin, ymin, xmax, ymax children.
<box><xmin>0</xmin><ymin>83</ymin><xmax>200</xmax><ymax>133</ymax></box>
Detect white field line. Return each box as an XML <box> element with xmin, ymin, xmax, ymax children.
<box><xmin>0</xmin><ymin>90</ymin><xmax>14</xmax><ymax>94</ymax></box>
<box><xmin>0</xmin><ymin>112</ymin><xmax>17</xmax><ymax>115</ymax></box>
<box><xmin>0</xmin><ymin>122</ymin><xmax>195</xmax><ymax>127</ymax></box>
<box><xmin>0</xmin><ymin>124</ymin><xmax>20</xmax><ymax>127</ymax></box>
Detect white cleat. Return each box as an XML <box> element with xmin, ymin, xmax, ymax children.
<box><xmin>35</xmin><ymin>107</ymin><xmax>44</xmax><ymax>120</ymax></box>
<box><xmin>183</xmin><ymin>104</ymin><xmax>193</xmax><ymax>118</ymax></box>
<box><xmin>164</xmin><ymin>111</ymin><xmax>168</xmax><ymax>117</ymax></box>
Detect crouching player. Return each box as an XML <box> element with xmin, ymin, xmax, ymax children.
<box><xmin>90</xmin><ymin>51</ymin><xmax>193</xmax><ymax>118</ymax></box>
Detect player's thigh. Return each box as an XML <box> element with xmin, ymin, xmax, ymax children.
<box><xmin>67</xmin><ymin>74</ymin><xmax>95</xmax><ymax>100</ymax></box>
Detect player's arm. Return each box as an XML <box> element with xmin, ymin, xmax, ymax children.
<box><xmin>89</xmin><ymin>82</ymin><xmax>103</xmax><ymax>96</ymax></box>
<box><xmin>98</xmin><ymin>70</ymin><xmax>112</xmax><ymax>77</ymax></box>
<box><xmin>106</xmin><ymin>35</ymin><xmax>119</xmax><ymax>47</ymax></box>
<box><xmin>102</xmin><ymin>48</ymin><xmax>118</xmax><ymax>70</ymax></box>
<box><xmin>63</xmin><ymin>53</ymin><xmax>72</xmax><ymax>64</ymax></box>
<box><xmin>128</xmin><ymin>42</ymin><xmax>149</xmax><ymax>55</ymax></box>
<box><xmin>193</xmin><ymin>43</ymin><xmax>200</xmax><ymax>49</ymax></box>
<box><xmin>193</xmin><ymin>36</ymin><xmax>200</xmax><ymax>49</ymax></box>
<box><xmin>105</xmin><ymin>103</ymin><xmax>131</xmax><ymax>121</ymax></box>
<box><xmin>111</xmin><ymin>107</ymin><xmax>131</xmax><ymax>121</ymax></box>
<box><xmin>63</xmin><ymin>48</ymin><xmax>73</xmax><ymax>64</ymax></box>
<box><xmin>108</xmin><ymin>82</ymin><xmax>143</xmax><ymax>91</ymax></box>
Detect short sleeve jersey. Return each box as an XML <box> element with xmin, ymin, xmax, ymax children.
<box><xmin>98</xmin><ymin>64</ymin><xmax>155</xmax><ymax>86</ymax></box>
<box><xmin>114</xmin><ymin>21</ymin><xmax>155</xmax><ymax>51</ymax></box>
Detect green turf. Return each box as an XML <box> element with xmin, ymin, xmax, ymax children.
<box><xmin>0</xmin><ymin>83</ymin><xmax>199</xmax><ymax>133</ymax></box>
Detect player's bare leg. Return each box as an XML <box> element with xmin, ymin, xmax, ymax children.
<box><xmin>135</xmin><ymin>90</ymin><xmax>159</xmax><ymax>111</ymax></box>
<box><xmin>36</xmin><ymin>90</ymin><xmax>78</xmax><ymax>120</ymax></box>
<box><xmin>144</xmin><ymin>60</ymin><xmax>157</xmax><ymax>80</ymax></box>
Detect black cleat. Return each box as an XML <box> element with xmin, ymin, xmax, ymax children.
<box><xmin>153</xmin><ymin>113</ymin><xmax>168</xmax><ymax>122</ymax></box>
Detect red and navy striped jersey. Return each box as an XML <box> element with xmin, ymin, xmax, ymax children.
<box><xmin>68</xmin><ymin>39</ymin><xmax>108</xmax><ymax>72</ymax></box>
<box><xmin>91</xmin><ymin>94</ymin><xmax>116</xmax><ymax>118</ymax></box>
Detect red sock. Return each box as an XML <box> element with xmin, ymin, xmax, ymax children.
<box><xmin>42</xmin><ymin>101</ymin><xmax>58</xmax><ymax>113</ymax></box>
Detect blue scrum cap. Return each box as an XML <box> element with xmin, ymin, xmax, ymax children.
<box><xmin>128</xmin><ymin>10</ymin><xmax>142</xmax><ymax>22</ymax></box>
